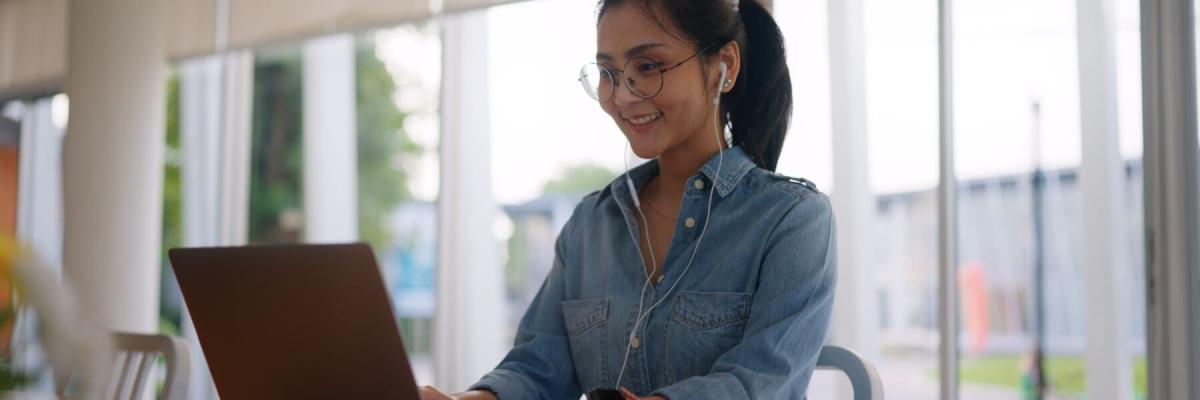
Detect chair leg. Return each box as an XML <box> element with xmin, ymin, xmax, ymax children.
<box><xmin>111</xmin><ymin>352</ymin><xmax>137</xmax><ymax>400</ymax></box>
<box><xmin>129</xmin><ymin>352</ymin><xmax>156</xmax><ymax>400</ymax></box>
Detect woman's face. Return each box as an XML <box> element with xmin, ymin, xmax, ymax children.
<box><xmin>596</xmin><ymin>4</ymin><xmax>717</xmax><ymax>159</ymax></box>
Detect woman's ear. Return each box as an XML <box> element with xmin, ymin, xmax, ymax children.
<box><xmin>717</xmin><ymin>41</ymin><xmax>742</xmax><ymax>93</ymax></box>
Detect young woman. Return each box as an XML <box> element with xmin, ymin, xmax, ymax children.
<box><xmin>421</xmin><ymin>0</ymin><xmax>835</xmax><ymax>398</ymax></box>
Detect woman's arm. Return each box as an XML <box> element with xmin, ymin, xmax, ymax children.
<box><xmin>650</xmin><ymin>193</ymin><xmax>838</xmax><ymax>399</ymax></box>
<box><xmin>418</xmin><ymin>386</ymin><xmax>497</xmax><ymax>400</ymax></box>
<box><xmin>451</xmin><ymin>391</ymin><xmax>499</xmax><ymax>400</ymax></box>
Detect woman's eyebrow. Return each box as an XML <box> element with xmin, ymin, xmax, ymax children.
<box><xmin>596</xmin><ymin>42</ymin><xmax>666</xmax><ymax>61</ymax></box>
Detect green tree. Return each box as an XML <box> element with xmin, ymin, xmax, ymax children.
<box><xmin>160</xmin><ymin>74</ymin><xmax>183</xmax><ymax>333</ymax></box>
<box><xmin>540</xmin><ymin>164</ymin><xmax>618</xmax><ymax>195</ymax></box>
<box><xmin>503</xmin><ymin>163</ymin><xmax>618</xmax><ymax>298</ymax></box>
<box><xmin>355</xmin><ymin>38</ymin><xmax>420</xmax><ymax>249</ymax></box>
<box><xmin>160</xmin><ymin>35</ymin><xmax>423</xmax><ymax>331</ymax></box>
<box><xmin>248</xmin><ymin>53</ymin><xmax>305</xmax><ymax>244</ymax></box>
<box><xmin>246</xmin><ymin>36</ymin><xmax>419</xmax><ymax>248</ymax></box>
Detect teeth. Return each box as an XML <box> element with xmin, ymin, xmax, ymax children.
<box><xmin>627</xmin><ymin>112</ymin><xmax>661</xmax><ymax>125</ymax></box>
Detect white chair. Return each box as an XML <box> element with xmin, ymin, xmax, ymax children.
<box><xmin>813</xmin><ymin>345</ymin><xmax>884</xmax><ymax>400</ymax></box>
<box><xmin>108</xmin><ymin>332</ymin><xmax>191</xmax><ymax>400</ymax></box>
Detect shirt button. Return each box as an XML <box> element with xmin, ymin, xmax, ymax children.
<box><xmin>694</xmin><ymin>179</ymin><xmax>705</xmax><ymax>190</ymax></box>
<box><xmin>631</xmin><ymin>337</ymin><xmax>641</xmax><ymax>349</ymax></box>
<box><xmin>685</xmin><ymin>217</ymin><xmax>696</xmax><ymax>228</ymax></box>
<box><xmin>654</xmin><ymin>275</ymin><xmax>664</xmax><ymax>284</ymax></box>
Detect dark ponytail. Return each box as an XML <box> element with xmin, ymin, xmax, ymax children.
<box><xmin>597</xmin><ymin>0</ymin><xmax>793</xmax><ymax>171</ymax></box>
<box><xmin>726</xmin><ymin>0</ymin><xmax>792</xmax><ymax>171</ymax></box>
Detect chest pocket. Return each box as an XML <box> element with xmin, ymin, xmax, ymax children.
<box><xmin>561</xmin><ymin>298</ymin><xmax>609</xmax><ymax>391</ymax></box>
<box><xmin>664</xmin><ymin>291</ymin><xmax>752</xmax><ymax>383</ymax></box>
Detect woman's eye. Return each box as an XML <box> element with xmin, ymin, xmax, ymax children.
<box><xmin>636</xmin><ymin>62</ymin><xmax>660</xmax><ymax>73</ymax></box>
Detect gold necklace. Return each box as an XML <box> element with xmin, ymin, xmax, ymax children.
<box><xmin>643</xmin><ymin>180</ymin><xmax>678</xmax><ymax>222</ymax></box>
<box><xmin>645</xmin><ymin>199</ymin><xmax>677</xmax><ymax>221</ymax></box>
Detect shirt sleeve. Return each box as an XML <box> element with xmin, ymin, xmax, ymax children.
<box><xmin>651</xmin><ymin>192</ymin><xmax>838</xmax><ymax>399</ymax></box>
<box><xmin>468</xmin><ymin>210</ymin><xmax>582</xmax><ymax>400</ymax></box>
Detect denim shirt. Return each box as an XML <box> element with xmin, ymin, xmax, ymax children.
<box><xmin>469</xmin><ymin>146</ymin><xmax>837</xmax><ymax>399</ymax></box>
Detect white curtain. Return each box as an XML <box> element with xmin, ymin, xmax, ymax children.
<box><xmin>177</xmin><ymin>50</ymin><xmax>254</xmax><ymax>400</ymax></box>
<box><xmin>10</xmin><ymin>96</ymin><xmax>65</xmax><ymax>390</ymax></box>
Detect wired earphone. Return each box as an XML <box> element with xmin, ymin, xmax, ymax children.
<box><xmin>614</xmin><ymin>61</ymin><xmax>730</xmax><ymax>390</ymax></box>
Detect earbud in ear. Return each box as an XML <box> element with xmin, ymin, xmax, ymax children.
<box><xmin>719</xmin><ymin>62</ymin><xmax>728</xmax><ymax>87</ymax></box>
<box><xmin>715</xmin><ymin>62</ymin><xmax>729</xmax><ymax>105</ymax></box>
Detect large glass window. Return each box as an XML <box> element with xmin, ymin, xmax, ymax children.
<box><xmin>775</xmin><ymin>0</ymin><xmax>834</xmax><ymax>187</ymax></box>
<box><xmin>160</xmin><ymin>20</ymin><xmax>444</xmax><ymax>394</ymax></box>
<box><xmin>249</xmin><ymin>30</ymin><xmax>442</xmax><ymax>380</ymax></box>
<box><xmin>862</xmin><ymin>0</ymin><xmax>943</xmax><ymax>397</ymax></box>
<box><xmin>486</xmin><ymin>0</ymin><xmax>627</xmax><ymax>343</ymax></box>
<box><xmin>244</xmin><ymin>29</ymin><xmax>443</xmax><ymax>382</ymax></box>
<box><xmin>25</xmin><ymin>0</ymin><xmax>1151</xmax><ymax>398</ymax></box>
<box><xmin>952</xmin><ymin>0</ymin><xmax>1081</xmax><ymax>397</ymax></box>
<box><xmin>368</xmin><ymin>22</ymin><xmax>443</xmax><ymax>384</ymax></box>
<box><xmin>951</xmin><ymin>0</ymin><xmax>1146</xmax><ymax>398</ymax></box>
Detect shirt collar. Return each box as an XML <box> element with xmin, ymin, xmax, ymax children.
<box><xmin>598</xmin><ymin>146</ymin><xmax>756</xmax><ymax>208</ymax></box>
<box><xmin>699</xmin><ymin>146</ymin><xmax>757</xmax><ymax>197</ymax></box>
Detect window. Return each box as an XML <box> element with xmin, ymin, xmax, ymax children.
<box><xmin>951</xmin><ymin>0</ymin><xmax>1146</xmax><ymax>397</ymax></box>
<box><xmin>486</xmin><ymin>0</ymin><xmax>628</xmax><ymax>343</ymax></box>
<box><xmin>244</xmin><ymin>29</ymin><xmax>443</xmax><ymax>381</ymax></box>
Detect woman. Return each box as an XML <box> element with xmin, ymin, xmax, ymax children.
<box><xmin>421</xmin><ymin>0</ymin><xmax>835</xmax><ymax>398</ymax></box>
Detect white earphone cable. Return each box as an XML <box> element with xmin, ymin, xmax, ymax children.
<box><xmin>615</xmin><ymin>143</ymin><xmax>659</xmax><ymax>389</ymax></box>
<box><xmin>614</xmin><ymin>63</ymin><xmax>727</xmax><ymax>390</ymax></box>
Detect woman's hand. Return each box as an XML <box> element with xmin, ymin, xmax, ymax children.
<box><xmin>619</xmin><ymin>387</ymin><xmax>667</xmax><ymax>400</ymax></box>
<box><xmin>418</xmin><ymin>386</ymin><xmax>498</xmax><ymax>400</ymax></box>
<box><xmin>418</xmin><ymin>386</ymin><xmax>453</xmax><ymax>400</ymax></box>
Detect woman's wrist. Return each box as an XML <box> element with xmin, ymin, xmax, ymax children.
<box><xmin>451</xmin><ymin>389</ymin><xmax>499</xmax><ymax>400</ymax></box>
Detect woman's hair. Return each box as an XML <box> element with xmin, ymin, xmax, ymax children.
<box><xmin>597</xmin><ymin>0</ymin><xmax>793</xmax><ymax>171</ymax></box>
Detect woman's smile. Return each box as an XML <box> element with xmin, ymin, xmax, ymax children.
<box><xmin>622</xmin><ymin>111</ymin><xmax>663</xmax><ymax>134</ymax></box>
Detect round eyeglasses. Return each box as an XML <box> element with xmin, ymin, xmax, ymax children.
<box><xmin>579</xmin><ymin>43</ymin><xmax>717</xmax><ymax>102</ymax></box>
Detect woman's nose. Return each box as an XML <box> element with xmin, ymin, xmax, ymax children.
<box><xmin>612</xmin><ymin>77</ymin><xmax>642</xmax><ymax>107</ymax></box>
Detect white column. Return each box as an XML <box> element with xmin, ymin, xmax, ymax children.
<box><xmin>179</xmin><ymin>50</ymin><xmax>254</xmax><ymax>400</ymax></box>
<box><xmin>435</xmin><ymin>10</ymin><xmax>507</xmax><ymax>391</ymax></box>
<box><xmin>1075</xmin><ymin>0</ymin><xmax>1133</xmax><ymax>398</ymax></box>
<box><xmin>62</xmin><ymin>0</ymin><xmax>166</xmax><ymax>333</ymax></box>
<box><xmin>1141</xmin><ymin>0</ymin><xmax>1200</xmax><ymax>397</ymax></box>
<box><xmin>827</xmin><ymin>0</ymin><xmax>877</xmax><ymax>359</ymax></box>
<box><xmin>936</xmin><ymin>0</ymin><xmax>959</xmax><ymax>397</ymax></box>
<box><xmin>303</xmin><ymin>34</ymin><xmax>359</xmax><ymax>243</ymax></box>
<box><xmin>827</xmin><ymin>1</ymin><xmax>878</xmax><ymax>399</ymax></box>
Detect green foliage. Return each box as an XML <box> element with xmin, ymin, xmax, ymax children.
<box><xmin>503</xmin><ymin>163</ymin><xmax>618</xmax><ymax>299</ymax></box>
<box><xmin>0</xmin><ymin>360</ymin><xmax>28</xmax><ymax>391</ymax></box>
<box><xmin>0</xmin><ymin>307</ymin><xmax>28</xmax><ymax>390</ymax></box>
<box><xmin>246</xmin><ymin>38</ymin><xmax>417</xmax><ymax>248</ymax></box>
<box><xmin>249</xmin><ymin>53</ymin><xmax>306</xmax><ymax>244</ymax></box>
<box><xmin>158</xmin><ymin>37</ymin><xmax>418</xmax><ymax>337</ymax></box>
<box><xmin>160</xmin><ymin>73</ymin><xmax>182</xmax><ymax>333</ymax></box>
<box><xmin>540</xmin><ymin>164</ymin><xmax>618</xmax><ymax>195</ymax></box>
<box><xmin>355</xmin><ymin>39</ymin><xmax>420</xmax><ymax>249</ymax></box>
<box><xmin>951</xmin><ymin>354</ymin><xmax>1148</xmax><ymax>398</ymax></box>
<box><xmin>504</xmin><ymin>221</ymin><xmax>529</xmax><ymax>296</ymax></box>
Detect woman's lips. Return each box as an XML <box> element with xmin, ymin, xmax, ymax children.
<box><xmin>623</xmin><ymin>112</ymin><xmax>662</xmax><ymax>134</ymax></box>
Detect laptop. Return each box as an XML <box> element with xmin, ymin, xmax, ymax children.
<box><xmin>169</xmin><ymin>243</ymin><xmax>421</xmax><ymax>399</ymax></box>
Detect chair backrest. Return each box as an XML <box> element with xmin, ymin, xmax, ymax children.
<box><xmin>814</xmin><ymin>345</ymin><xmax>884</xmax><ymax>400</ymax></box>
<box><xmin>109</xmin><ymin>332</ymin><xmax>191</xmax><ymax>400</ymax></box>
